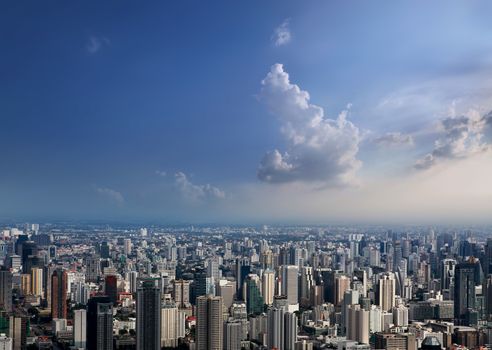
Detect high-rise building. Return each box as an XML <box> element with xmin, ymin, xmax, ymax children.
<box><xmin>0</xmin><ymin>269</ymin><xmax>12</xmax><ymax>312</ymax></box>
<box><xmin>123</xmin><ymin>239</ymin><xmax>132</xmax><ymax>256</ymax></box>
<box><xmin>244</xmin><ymin>274</ymin><xmax>264</xmax><ymax>315</ymax></box>
<box><xmin>161</xmin><ymin>301</ymin><xmax>179</xmax><ymax>348</ymax></box>
<box><xmin>335</xmin><ymin>275</ymin><xmax>351</xmax><ymax>306</ymax></box>
<box><xmin>267</xmin><ymin>307</ymin><xmax>284</xmax><ymax>350</ymax></box>
<box><xmin>9</xmin><ymin>316</ymin><xmax>27</xmax><ymax>350</ymax></box>
<box><xmin>51</xmin><ymin>269</ymin><xmax>68</xmax><ymax>319</ymax></box>
<box><xmin>104</xmin><ymin>275</ymin><xmax>118</xmax><ymax>304</ymax></box>
<box><xmin>136</xmin><ymin>278</ymin><xmax>161</xmax><ymax>350</ymax></box>
<box><xmin>454</xmin><ymin>259</ymin><xmax>477</xmax><ymax>325</ymax></box>
<box><xmin>73</xmin><ymin>309</ymin><xmax>87</xmax><ymax>349</ymax></box>
<box><xmin>173</xmin><ymin>280</ymin><xmax>191</xmax><ymax>308</ymax></box>
<box><xmin>20</xmin><ymin>274</ymin><xmax>31</xmax><ymax>296</ymax></box>
<box><xmin>100</xmin><ymin>242</ymin><xmax>110</xmax><ymax>259</ymax></box>
<box><xmin>87</xmin><ymin>295</ymin><xmax>113</xmax><ymax>350</ymax></box>
<box><xmin>223</xmin><ymin>320</ymin><xmax>242</xmax><ymax>350</ymax></box>
<box><xmin>217</xmin><ymin>279</ymin><xmax>235</xmax><ymax>310</ymax></box>
<box><xmin>196</xmin><ymin>295</ymin><xmax>223</xmax><ymax>350</ymax></box>
<box><xmin>21</xmin><ymin>241</ymin><xmax>38</xmax><ymax>274</ymax></box>
<box><xmin>281</xmin><ymin>265</ymin><xmax>299</xmax><ymax>306</ymax></box>
<box><xmin>374</xmin><ymin>332</ymin><xmax>416</xmax><ymax>350</ymax></box>
<box><xmin>262</xmin><ymin>270</ymin><xmax>275</xmax><ymax>306</ymax></box>
<box><xmin>30</xmin><ymin>267</ymin><xmax>43</xmax><ymax>297</ymax></box>
<box><xmin>347</xmin><ymin>304</ymin><xmax>369</xmax><ymax>344</ymax></box>
<box><xmin>284</xmin><ymin>311</ymin><xmax>297</xmax><ymax>350</ymax></box>
<box><xmin>378</xmin><ymin>273</ymin><xmax>396</xmax><ymax>312</ymax></box>
<box><xmin>85</xmin><ymin>256</ymin><xmax>101</xmax><ymax>283</ymax></box>
<box><xmin>0</xmin><ymin>333</ymin><xmax>12</xmax><ymax>350</ymax></box>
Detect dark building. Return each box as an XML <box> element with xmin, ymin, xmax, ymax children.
<box><xmin>454</xmin><ymin>259</ymin><xmax>477</xmax><ymax>326</ymax></box>
<box><xmin>420</xmin><ymin>336</ymin><xmax>442</xmax><ymax>350</ymax></box>
<box><xmin>100</xmin><ymin>241</ymin><xmax>110</xmax><ymax>259</ymax></box>
<box><xmin>136</xmin><ymin>278</ymin><xmax>161</xmax><ymax>350</ymax></box>
<box><xmin>51</xmin><ymin>269</ymin><xmax>68</xmax><ymax>319</ymax></box>
<box><xmin>87</xmin><ymin>295</ymin><xmax>113</xmax><ymax>350</ymax></box>
<box><xmin>0</xmin><ymin>268</ymin><xmax>12</xmax><ymax>312</ymax></box>
<box><xmin>21</xmin><ymin>241</ymin><xmax>38</xmax><ymax>273</ymax></box>
<box><xmin>244</xmin><ymin>275</ymin><xmax>264</xmax><ymax>315</ymax></box>
<box><xmin>104</xmin><ymin>275</ymin><xmax>118</xmax><ymax>304</ymax></box>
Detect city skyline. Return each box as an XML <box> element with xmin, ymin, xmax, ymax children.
<box><xmin>3</xmin><ymin>1</ymin><xmax>492</xmax><ymax>224</ymax></box>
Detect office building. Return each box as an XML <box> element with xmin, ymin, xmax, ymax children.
<box><xmin>87</xmin><ymin>296</ymin><xmax>113</xmax><ymax>350</ymax></box>
<box><xmin>136</xmin><ymin>278</ymin><xmax>161</xmax><ymax>350</ymax></box>
<box><xmin>73</xmin><ymin>309</ymin><xmax>87</xmax><ymax>349</ymax></box>
<box><xmin>51</xmin><ymin>269</ymin><xmax>68</xmax><ymax>319</ymax></box>
<box><xmin>196</xmin><ymin>295</ymin><xmax>223</xmax><ymax>350</ymax></box>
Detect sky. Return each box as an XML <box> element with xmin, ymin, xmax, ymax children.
<box><xmin>2</xmin><ymin>1</ymin><xmax>492</xmax><ymax>224</ymax></box>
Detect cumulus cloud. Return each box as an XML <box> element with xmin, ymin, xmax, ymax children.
<box><xmin>272</xmin><ymin>19</ymin><xmax>291</xmax><ymax>47</ymax></box>
<box><xmin>174</xmin><ymin>172</ymin><xmax>225</xmax><ymax>202</ymax></box>
<box><xmin>96</xmin><ymin>187</ymin><xmax>124</xmax><ymax>205</ymax></box>
<box><xmin>155</xmin><ymin>170</ymin><xmax>167</xmax><ymax>177</ymax></box>
<box><xmin>373</xmin><ymin>132</ymin><xmax>414</xmax><ymax>147</ymax></box>
<box><xmin>415</xmin><ymin>110</ymin><xmax>492</xmax><ymax>169</ymax></box>
<box><xmin>258</xmin><ymin>63</ymin><xmax>361</xmax><ymax>186</ymax></box>
<box><xmin>86</xmin><ymin>36</ymin><xmax>110</xmax><ymax>54</ymax></box>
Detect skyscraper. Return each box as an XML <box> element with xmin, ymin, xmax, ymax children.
<box><xmin>244</xmin><ymin>274</ymin><xmax>264</xmax><ymax>315</ymax></box>
<box><xmin>9</xmin><ymin>316</ymin><xmax>27</xmax><ymax>350</ymax></box>
<box><xmin>281</xmin><ymin>265</ymin><xmax>299</xmax><ymax>306</ymax></box>
<box><xmin>454</xmin><ymin>259</ymin><xmax>477</xmax><ymax>325</ymax></box>
<box><xmin>161</xmin><ymin>301</ymin><xmax>179</xmax><ymax>348</ymax></box>
<box><xmin>30</xmin><ymin>267</ymin><xmax>43</xmax><ymax>297</ymax></box>
<box><xmin>223</xmin><ymin>320</ymin><xmax>242</xmax><ymax>350</ymax></box>
<box><xmin>267</xmin><ymin>307</ymin><xmax>284</xmax><ymax>349</ymax></box>
<box><xmin>284</xmin><ymin>311</ymin><xmax>297</xmax><ymax>350</ymax></box>
<box><xmin>347</xmin><ymin>304</ymin><xmax>369</xmax><ymax>344</ymax></box>
<box><xmin>87</xmin><ymin>295</ymin><xmax>113</xmax><ymax>350</ymax></box>
<box><xmin>378</xmin><ymin>273</ymin><xmax>396</xmax><ymax>312</ymax></box>
<box><xmin>136</xmin><ymin>278</ymin><xmax>161</xmax><ymax>350</ymax></box>
<box><xmin>104</xmin><ymin>275</ymin><xmax>118</xmax><ymax>304</ymax></box>
<box><xmin>335</xmin><ymin>275</ymin><xmax>351</xmax><ymax>306</ymax></box>
<box><xmin>73</xmin><ymin>309</ymin><xmax>87</xmax><ymax>349</ymax></box>
<box><xmin>51</xmin><ymin>269</ymin><xmax>68</xmax><ymax>319</ymax></box>
<box><xmin>262</xmin><ymin>270</ymin><xmax>275</xmax><ymax>306</ymax></box>
<box><xmin>196</xmin><ymin>295</ymin><xmax>223</xmax><ymax>350</ymax></box>
<box><xmin>173</xmin><ymin>279</ymin><xmax>191</xmax><ymax>308</ymax></box>
<box><xmin>0</xmin><ymin>269</ymin><xmax>12</xmax><ymax>312</ymax></box>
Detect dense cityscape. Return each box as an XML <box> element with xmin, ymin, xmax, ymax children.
<box><xmin>0</xmin><ymin>223</ymin><xmax>489</xmax><ymax>349</ymax></box>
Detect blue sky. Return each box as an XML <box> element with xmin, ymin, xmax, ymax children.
<box><xmin>2</xmin><ymin>1</ymin><xmax>492</xmax><ymax>223</ymax></box>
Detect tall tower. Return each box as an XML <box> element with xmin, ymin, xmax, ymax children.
<box><xmin>31</xmin><ymin>267</ymin><xmax>43</xmax><ymax>297</ymax></box>
<box><xmin>378</xmin><ymin>273</ymin><xmax>395</xmax><ymax>312</ymax></box>
<box><xmin>87</xmin><ymin>295</ymin><xmax>113</xmax><ymax>350</ymax></box>
<box><xmin>173</xmin><ymin>279</ymin><xmax>190</xmax><ymax>308</ymax></box>
<box><xmin>454</xmin><ymin>260</ymin><xmax>477</xmax><ymax>325</ymax></box>
<box><xmin>73</xmin><ymin>309</ymin><xmax>87</xmax><ymax>349</ymax></box>
<box><xmin>104</xmin><ymin>275</ymin><xmax>118</xmax><ymax>304</ymax></box>
<box><xmin>281</xmin><ymin>265</ymin><xmax>299</xmax><ymax>306</ymax></box>
<box><xmin>284</xmin><ymin>311</ymin><xmax>297</xmax><ymax>350</ymax></box>
<box><xmin>51</xmin><ymin>269</ymin><xmax>68</xmax><ymax>319</ymax></box>
<box><xmin>9</xmin><ymin>315</ymin><xmax>27</xmax><ymax>350</ymax></box>
<box><xmin>347</xmin><ymin>304</ymin><xmax>369</xmax><ymax>344</ymax></box>
<box><xmin>136</xmin><ymin>278</ymin><xmax>161</xmax><ymax>350</ymax></box>
<box><xmin>244</xmin><ymin>274</ymin><xmax>264</xmax><ymax>315</ymax></box>
<box><xmin>161</xmin><ymin>301</ymin><xmax>178</xmax><ymax>348</ymax></box>
<box><xmin>262</xmin><ymin>270</ymin><xmax>275</xmax><ymax>305</ymax></box>
<box><xmin>196</xmin><ymin>295</ymin><xmax>223</xmax><ymax>350</ymax></box>
<box><xmin>0</xmin><ymin>268</ymin><xmax>12</xmax><ymax>312</ymax></box>
<box><xmin>267</xmin><ymin>307</ymin><xmax>284</xmax><ymax>349</ymax></box>
<box><xmin>335</xmin><ymin>275</ymin><xmax>351</xmax><ymax>306</ymax></box>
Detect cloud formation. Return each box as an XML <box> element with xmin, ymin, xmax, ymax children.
<box><xmin>415</xmin><ymin>110</ymin><xmax>492</xmax><ymax>169</ymax></box>
<box><xmin>86</xmin><ymin>36</ymin><xmax>110</xmax><ymax>54</ymax></box>
<box><xmin>96</xmin><ymin>187</ymin><xmax>124</xmax><ymax>205</ymax></box>
<box><xmin>174</xmin><ymin>172</ymin><xmax>225</xmax><ymax>202</ymax></box>
<box><xmin>155</xmin><ymin>170</ymin><xmax>167</xmax><ymax>177</ymax></box>
<box><xmin>373</xmin><ymin>132</ymin><xmax>414</xmax><ymax>147</ymax></box>
<box><xmin>258</xmin><ymin>64</ymin><xmax>361</xmax><ymax>186</ymax></box>
<box><xmin>272</xmin><ymin>19</ymin><xmax>291</xmax><ymax>47</ymax></box>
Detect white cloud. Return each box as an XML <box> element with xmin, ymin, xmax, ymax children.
<box><xmin>258</xmin><ymin>63</ymin><xmax>361</xmax><ymax>186</ymax></box>
<box><xmin>155</xmin><ymin>170</ymin><xmax>167</xmax><ymax>177</ymax></box>
<box><xmin>96</xmin><ymin>187</ymin><xmax>124</xmax><ymax>205</ymax></box>
<box><xmin>174</xmin><ymin>172</ymin><xmax>225</xmax><ymax>202</ymax></box>
<box><xmin>86</xmin><ymin>36</ymin><xmax>110</xmax><ymax>54</ymax></box>
<box><xmin>415</xmin><ymin>109</ymin><xmax>492</xmax><ymax>169</ymax></box>
<box><xmin>272</xmin><ymin>19</ymin><xmax>291</xmax><ymax>47</ymax></box>
<box><xmin>373</xmin><ymin>132</ymin><xmax>414</xmax><ymax>147</ymax></box>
